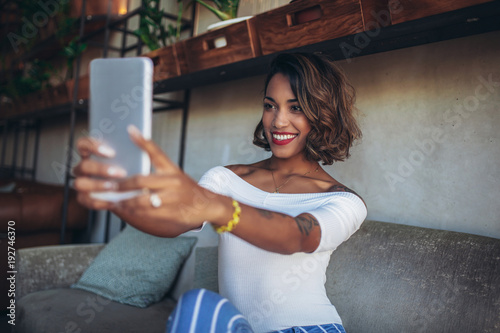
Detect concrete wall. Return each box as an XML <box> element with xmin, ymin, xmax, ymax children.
<box><xmin>338</xmin><ymin>31</ymin><xmax>500</xmax><ymax>238</ymax></box>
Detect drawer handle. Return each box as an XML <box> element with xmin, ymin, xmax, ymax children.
<box><xmin>287</xmin><ymin>5</ymin><xmax>323</xmax><ymax>26</ymax></box>
<box><xmin>204</xmin><ymin>35</ymin><xmax>228</xmax><ymax>50</ymax></box>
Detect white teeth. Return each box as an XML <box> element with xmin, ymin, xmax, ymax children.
<box><xmin>273</xmin><ymin>134</ymin><xmax>297</xmax><ymax>141</ymax></box>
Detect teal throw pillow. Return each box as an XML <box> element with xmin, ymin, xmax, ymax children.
<box><xmin>72</xmin><ymin>226</ymin><xmax>197</xmax><ymax>308</ymax></box>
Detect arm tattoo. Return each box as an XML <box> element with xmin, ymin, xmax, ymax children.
<box><xmin>257</xmin><ymin>209</ymin><xmax>319</xmax><ymax>238</ymax></box>
<box><xmin>257</xmin><ymin>209</ymin><xmax>273</xmax><ymax>219</ymax></box>
<box><xmin>294</xmin><ymin>215</ymin><xmax>319</xmax><ymax>236</ymax></box>
<box><xmin>257</xmin><ymin>209</ymin><xmax>288</xmax><ymax>220</ymax></box>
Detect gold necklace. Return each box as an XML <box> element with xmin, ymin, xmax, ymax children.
<box><xmin>270</xmin><ymin>165</ymin><xmax>319</xmax><ymax>193</ymax></box>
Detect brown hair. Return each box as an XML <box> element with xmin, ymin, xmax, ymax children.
<box><xmin>253</xmin><ymin>53</ymin><xmax>362</xmax><ymax>165</ymax></box>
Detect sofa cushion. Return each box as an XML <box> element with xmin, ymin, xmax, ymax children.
<box><xmin>72</xmin><ymin>226</ymin><xmax>197</xmax><ymax>308</ymax></box>
<box><xmin>16</xmin><ymin>243</ymin><xmax>106</xmax><ymax>300</ymax></box>
<box><xmin>326</xmin><ymin>220</ymin><xmax>500</xmax><ymax>333</ymax></box>
<box><xmin>16</xmin><ymin>288</ymin><xmax>176</xmax><ymax>333</ymax></box>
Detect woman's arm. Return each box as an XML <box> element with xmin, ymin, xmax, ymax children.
<box><xmin>213</xmin><ymin>198</ymin><xmax>321</xmax><ymax>254</ymax></box>
<box><xmin>72</xmin><ymin>133</ymin><xmax>207</xmax><ymax>237</ymax></box>
<box><xmin>73</xmin><ymin>127</ymin><xmax>353</xmax><ymax>254</ymax></box>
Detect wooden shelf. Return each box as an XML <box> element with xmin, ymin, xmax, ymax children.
<box><xmin>1</xmin><ymin>102</ymin><xmax>88</xmax><ymax>122</ymax></box>
<box><xmin>2</xmin><ymin>1</ymin><xmax>499</xmax><ymax>120</ymax></box>
<box><xmin>153</xmin><ymin>1</ymin><xmax>500</xmax><ymax>94</ymax></box>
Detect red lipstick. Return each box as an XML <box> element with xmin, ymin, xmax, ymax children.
<box><xmin>271</xmin><ymin>132</ymin><xmax>298</xmax><ymax>146</ymax></box>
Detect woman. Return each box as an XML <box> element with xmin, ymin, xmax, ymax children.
<box><xmin>73</xmin><ymin>53</ymin><xmax>367</xmax><ymax>333</ymax></box>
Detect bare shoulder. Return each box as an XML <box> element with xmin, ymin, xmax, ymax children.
<box><xmin>224</xmin><ymin>161</ymin><xmax>267</xmax><ymax>178</ymax></box>
<box><xmin>327</xmin><ymin>183</ymin><xmax>360</xmax><ymax>196</ymax></box>
<box><xmin>326</xmin><ymin>181</ymin><xmax>366</xmax><ymax>207</ymax></box>
<box><xmin>315</xmin><ymin>171</ymin><xmax>365</xmax><ymax>204</ymax></box>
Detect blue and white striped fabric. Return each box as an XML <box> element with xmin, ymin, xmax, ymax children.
<box><xmin>270</xmin><ymin>323</ymin><xmax>346</xmax><ymax>333</ymax></box>
<box><xmin>166</xmin><ymin>289</ymin><xmax>347</xmax><ymax>333</ymax></box>
<box><xmin>166</xmin><ymin>289</ymin><xmax>254</xmax><ymax>333</ymax></box>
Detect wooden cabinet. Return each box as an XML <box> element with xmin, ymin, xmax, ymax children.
<box><xmin>182</xmin><ymin>19</ymin><xmax>260</xmax><ymax>72</ymax></box>
<box><xmin>252</xmin><ymin>0</ymin><xmax>365</xmax><ymax>56</ymax></box>
<box><xmin>143</xmin><ymin>44</ymin><xmax>188</xmax><ymax>82</ymax></box>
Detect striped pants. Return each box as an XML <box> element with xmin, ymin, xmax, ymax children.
<box><xmin>166</xmin><ymin>289</ymin><xmax>346</xmax><ymax>333</ymax></box>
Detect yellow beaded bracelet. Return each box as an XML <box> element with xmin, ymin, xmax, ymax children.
<box><xmin>214</xmin><ymin>199</ymin><xmax>241</xmax><ymax>234</ymax></box>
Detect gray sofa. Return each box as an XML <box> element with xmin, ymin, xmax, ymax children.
<box><xmin>15</xmin><ymin>220</ymin><xmax>500</xmax><ymax>333</ymax></box>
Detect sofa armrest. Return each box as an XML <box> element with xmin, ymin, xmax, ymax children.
<box><xmin>16</xmin><ymin>243</ymin><xmax>105</xmax><ymax>300</ymax></box>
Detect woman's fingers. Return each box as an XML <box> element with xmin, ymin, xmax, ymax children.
<box><xmin>74</xmin><ymin>177</ymin><xmax>119</xmax><ymax>192</ymax></box>
<box><xmin>127</xmin><ymin>125</ymin><xmax>175</xmax><ymax>173</ymax></box>
<box><xmin>76</xmin><ymin>137</ymin><xmax>116</xmax><ymax>159</ymax></box>
<box><xmin>115</xmin><ymin>174</ymin><xmax>184</xmax><ymax>192</ymax></box>
<box><xmin>77</xmin><ymin>192</ymin><xmax>116</xmax><ymax>211</ymax></box>
<box><xmin>73</xmin><ymin>158</ymin><xmax>127</xmax><ymax>179</ymax></box>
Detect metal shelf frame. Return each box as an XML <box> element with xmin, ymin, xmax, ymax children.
<box><xmin>0</xmin><ymin>0</ymin><xmax>194</xmax><ymax>244</ymax></box>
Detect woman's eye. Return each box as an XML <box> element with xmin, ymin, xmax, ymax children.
<box><xmin>291</xmin><ymin>105</ymin><xmax>303</xmax><ymax>112</ymax></box>
<box><xmin>263</xmin><ymin>103</ymin><xmax>275</xmax><ymax>110</ymax></box>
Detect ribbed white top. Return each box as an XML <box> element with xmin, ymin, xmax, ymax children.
<box><xmin>199</xmin><ymin>166</ymin><xmax>367</xmax><ymax>333</ymax></box>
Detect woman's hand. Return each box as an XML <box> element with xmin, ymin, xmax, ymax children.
<box><xmin>72</xmin><ymin>136</ymin><xmax>128</xmax><ymax>211</ymax></box>
<box><xmin>73</xmin><ymin>126</ymin><xmax>230</xmax><ymax>237</ymax></box>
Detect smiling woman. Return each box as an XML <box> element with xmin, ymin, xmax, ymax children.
<box><xmin>72</xmin><ymin>52</ymin><xmax>367</xmax><ymax>333</ymax></box>
<box><xmin>253</xmin><ymin>53</ymin><xmax>362</xmax><ymax>165</ymax></box>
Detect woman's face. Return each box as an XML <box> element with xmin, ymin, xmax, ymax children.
<box><xmin>262</xmin><ymin>73</ymin><xmax>311</xmax><ymax>159</ymax></box>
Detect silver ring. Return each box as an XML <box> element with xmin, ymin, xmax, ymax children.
<box><xmin>149</xmin><ymin>193</ymin><xmax>162</xmax><ymax>208</ymax></box>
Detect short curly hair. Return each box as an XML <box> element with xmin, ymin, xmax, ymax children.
<box><xmin>253</xmin><ymin>53</ymin><xmax>362</xmax><ymax>165</ymax></box>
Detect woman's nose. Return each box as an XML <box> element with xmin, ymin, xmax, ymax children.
<box><xmin>272</xmin><ymin>110</ymin><xmax>289</xmax><ymax>128</ymax></box>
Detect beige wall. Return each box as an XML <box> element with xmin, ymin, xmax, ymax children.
<box><xmin>335</xmin><ymin>31</ymin><xmax>500</xmax><ymax>238</ymax></box>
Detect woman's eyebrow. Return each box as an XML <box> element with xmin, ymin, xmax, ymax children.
<box><xmin>264</xmin><ymin>96</ymin><xmax>299</xmax><ymax>103</ymax></box>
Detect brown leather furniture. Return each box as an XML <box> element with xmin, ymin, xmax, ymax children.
<box><xmin>0</xmin><ymin>178</ymin><xmax>89</xmax><ymax>310</ymax></box>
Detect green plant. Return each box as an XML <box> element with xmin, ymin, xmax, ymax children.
<box><xmin>0</xmin><ymin>59</ymin><xmax>54</xmax><ymax>100</ymax></box>
<box><xmin>134</xmin><ymin>0</ymin><xmax>184</xmax><ymax>51</ymax></box>
<box><xmin>55</xmin><ymin>3</ymin><xmax>79</xmax><ymax>41</ymax></box>
<box><xmin>193</xmin><ymin>0</ymin><xmax>240</xmax><ymax>21</ymax></box>
<box><xmin>61</xmin><ymin>37</ymin><xmax>87</xmax><ymax>80</ymax></box>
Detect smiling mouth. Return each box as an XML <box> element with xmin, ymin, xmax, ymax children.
<box><xmin>271</xmin><ymin>132</ymin><xmax>298</xmax><ymax>145</ymax></box>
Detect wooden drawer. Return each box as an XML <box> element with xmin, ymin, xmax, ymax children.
<box><xmin>142</xmin><ymin>44</ymin><xmax>188</xmax><ymax>82</ymax></box>
<box><xmin>390</xmin><ymin>0</ymin><xmax>493</xmax><ymax>25</ymax></box>
<box><xmin>70</xmin><ymin>0</ymin><xmax>127</xmax><ymax>17</ymax></box>
<box><xmin>252</xmin><ymin>0</ymin><xmax>364</xmax><ymax>56</ymax></box>
<box><xmin>182</xmin><ymin>19</ymin><xmax>260</xmax><ymax>72</ymax></box>
<box><xmin>360</xmin><ymin>0</ymin><xmax>393</xmax><ymax>29</ymax></box>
